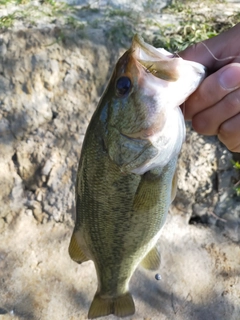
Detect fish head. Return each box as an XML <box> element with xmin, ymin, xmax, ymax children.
<box><xmin>100</xmin><ymin>35</ymin><xmax>206</xmax><ymax>174</ymax></box>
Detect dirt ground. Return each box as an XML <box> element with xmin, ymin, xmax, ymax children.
<box><xmin>1</xmin><ymin>209</ymin><xmax>240</xmax><ymax>320</ymax></box>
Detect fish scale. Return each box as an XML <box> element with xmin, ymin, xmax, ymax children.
<box><xmin>68</xmin><ymin>34</ymin><xmax>206</xmax><ymax>318</ymax></box>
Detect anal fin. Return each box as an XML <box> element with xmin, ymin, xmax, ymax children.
<box><xmin>68</xmin><ymin>231</ymin><xmax>89</xmax><ymax>264</ymax></box>
<box><xmin>141</xmin><ymin>246</ymin><xmax>161</xmax><ymax>271</ymax></box>
<box><xmin>88</xmin><ymin>292</ymin><xmax>135</xmax><ymax>319</ymax></box>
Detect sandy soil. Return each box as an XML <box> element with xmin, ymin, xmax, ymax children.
<box><xmin>1</xmin><ymin>209</ymin><xmax>240</xmax><ymax>320</ymax></box>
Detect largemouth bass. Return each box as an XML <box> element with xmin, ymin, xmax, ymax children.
<box><xmin>69</xmin><ymin>35</ymin><xmax>206</xmax><ymax>319</ymax></box>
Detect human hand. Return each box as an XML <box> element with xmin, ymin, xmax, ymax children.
<box><xmin>180</xmin><ymin>23</ymin><xmax>240</xmax><ymax>152</ymax></box>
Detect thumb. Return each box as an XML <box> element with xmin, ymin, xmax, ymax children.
<box><xmin>183</xmin><ymin>63</ymin><xmax>240</xmax><ymax>121</ymax></box>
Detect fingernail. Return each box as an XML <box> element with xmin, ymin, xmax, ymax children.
<box><xmin>219</xmin><ymin>65</ymin><xmax>240</xmax><ymax>90</ymax></box>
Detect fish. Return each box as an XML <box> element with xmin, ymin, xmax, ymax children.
<box><xmin>68</xmin><ymin>34</ymin><xmax>206</xmax><ymax>319</ymax></box>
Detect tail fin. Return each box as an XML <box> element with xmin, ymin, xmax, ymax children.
<box><xmin>88</xmin><ymin>292</ymin><xmax>135</xmax><ymax>319</ymax></box>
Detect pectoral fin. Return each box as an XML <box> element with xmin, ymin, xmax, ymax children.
<box><xmin>171</xmin><ymin>169</ymin><xmax>178</xmax><ymax>202</ymax></box>
<box><xmin>141</xmin><ymin>246</ymin><xmax>161</xmax><ymax>271</ymax></box>
<box><xmin>68</xmin><ymin>231</ymin><xmax>89</xmax><ymax>264</ymax></box>
<box><xmin>133</xmin><ymin>170</ymin><xmax>162</xmax><ymax>211</ymax></box>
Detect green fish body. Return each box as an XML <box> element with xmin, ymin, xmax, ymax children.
<box><xmin>69</xmin><ymin>35</ymin><xmax>206</xmax><ymax>319</ymax></box>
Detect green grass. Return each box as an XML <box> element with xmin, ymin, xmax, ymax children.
<box><xmin>233</xmin><ymin>161</ymin><xmax>240</xmax><ymax>170</ymax></box>
<box><xmin>232</xmin><ymin>161</ymin><xmax>240</xmax><ymax>196</ymax></box>
<box><xmin>87</xmin><ymin>0</ymin><xmax>240</xmax><ymax>52</ymax></box>
<box><xmin>0</xmin><ymin>0</ymin><xmax>239</xmax><ymax>50</ymax></box>
<box><xmin>66</xmin><ymin>16</ymin><xmax>85</xmax><ymax>30</ymax></box>
<box><xmin>0</xmin><ymin>0</ymin><xmax>76</xmax><ymax>29</ymax></box>
<box><xmin>0</xmin><ymin>13</ymin><xmax>15</xmax><ymax>28</ymax></box>
<box><xmin>104</xmin><ymin>19</ymin><xmax>136</xmax><ymax>46</ymax></box>
<box><xmin>39</xmin><ymin>0</ymin><xmax>56</xmax><ymax>5</ymax></box>
<box><xmin>15</xmin><ymin>0</ymin><xmax>31</xmax><ymax>4</ymax></box>
<box><xmin>106</xmin><ymin>8</ymin><xmax>133</xmax><ymax>18</ymax></box>
<box><xmin>102</xmin><ymin>7</ymin><xmax>141</xmax><ymax>46</ymax></box>
<box><xmin>0</xmin><ymin>0</ymin><xmax>13</xmax><ymax>4</ymax></box>
<box><xmin>0</xmin><ymin>9</ymin><xmax>29</xmax><ymax>28</ymax></box>
<box><xmin>151</xmin><ymin>0</ymin><xmax>237</xmax><ymax>52</ymax></box>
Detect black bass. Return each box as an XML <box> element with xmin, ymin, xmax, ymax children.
<box><xmin>69</xmin><ymin>35</ymin><xmax>206</xmax><ymax>319</ymax></box>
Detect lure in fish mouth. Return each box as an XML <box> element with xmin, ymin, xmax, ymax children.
<box><xmin>69</xmin><ymin>35</ymin><xmax>206</xmax><ymax>319</ymax></box>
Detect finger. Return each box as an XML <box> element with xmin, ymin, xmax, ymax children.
<box><xmin>184</xmin><ymin>63</ymin><xmax>240</xmax><ymax>120</ymax></box>
<box><xmin>218</xmin><ymin>113</ymin><xmax>240</xmax><ymax>152</ymax></box>
<box><xmin>191</xmin><ymin>88</ymin><xmax>240</xmax><ymax>135</ymax></box>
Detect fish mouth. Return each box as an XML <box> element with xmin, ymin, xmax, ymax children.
<box><xmin>131</xmin><ymin>35</ymin><xmax>207</xmax><ymax>83</ymax></box>
<box><xmin>131</xmin><ymin>35</ymin><xmax>181</xmax><ymax>82</ymax></box>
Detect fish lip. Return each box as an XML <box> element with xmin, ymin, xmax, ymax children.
<box><xmin>131</xmin><ymin>34</ymin><xmax>174</xmax><ymax>61</ymax></box>
<box><xmin>131</xmin><ymin>35</ymin><xmax>206</xmax><ymax>82</ymax></box>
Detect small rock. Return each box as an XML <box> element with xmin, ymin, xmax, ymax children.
<box><xmin>22</xmin><ymin>80</ymin><xmax>33</xmax><ymax>94</ymax></box>
<box><xmin>0</xmin><ymin>75</ymin><xmax>10</xmax><ymax>93</ymax></box>
<box><xmin>25</xmin><ymin>209</ymin><xmax>33</xmax><ymax>217</ymax></box>
<box><xmin>36</xmin><ymin>189</ymin><xmax>43</xmax><ymax>202</ymax></box>
<box><xmin>0</xmin><ymin>42</ymin><xmax>7</xmax><ymax>57</ymax></box>
<box><xmin>33</xmin><ymin>202</ymin><xmax>43</xmax><ymax>223</ymax></box>
<box><xmin>63</xmin><ymin>69</ymin><xmax>79</xmax><ymax>89</ymax></box>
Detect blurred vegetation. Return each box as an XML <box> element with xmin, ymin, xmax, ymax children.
<box><xmin>91</xmin><ymin>0</ymin><xmax>239</xmax><ymax>51</ymax></box>
<box><xmin>232</xmin><ymin>161</ymin><xmax>240</xmax><ymax>196</ymax></box>
<box><xmin>151</xmin><ymin>0</ymin><xmax>240</xmax><ymax>51</ymax></box>
<box><xmin>0</xmin><ymin>0</ymin><xmax>239</xmax><ymax>51</ymax></box>
<box><xmin>0</xmin><ymin>0</ymin><xmax>74</xmax><ymax>29</ymax></box>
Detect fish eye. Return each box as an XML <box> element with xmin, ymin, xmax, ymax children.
<box><xmin>116</xmin><ymin>76</ymin><xmax>131</xmax><ymax>97</ymax></box>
